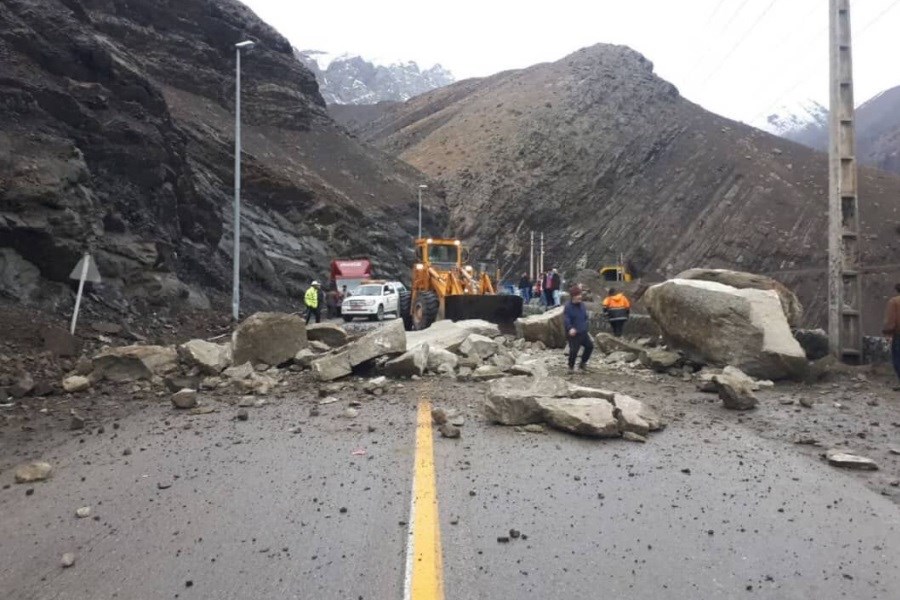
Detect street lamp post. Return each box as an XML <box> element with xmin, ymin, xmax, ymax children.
<box><xmin>417</xmin><ymin>184</ymin><xmax>428</xmax><ymax>239</ymax></box>
<box><xmin>233</xmin><ymin>40</ymin><xmax>255</xmax><ymax>321</ymax></box>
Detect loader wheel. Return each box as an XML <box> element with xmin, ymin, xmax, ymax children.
<box><xmin>412</xmin><ymin>291</ymin><xmax>439</xmax><ymax>331</ymax></box>
<box><xmin>398</xmin><ymin>291</ymin><xmax>413</xmax><ymax>331</ymax></box>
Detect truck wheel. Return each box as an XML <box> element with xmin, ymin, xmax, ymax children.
<box><xmin>343</xmin><ymin>315</ymin><xmax>353</xmax><ymax>323</ymax></box>
<box><xmin>369</xmin><ymin>305</ymin><xmax>384</xmax><ymax>321</ymax></box>
<box><xmin>398</xmin><ymin>291</ymin><xmax>413</xmax><ymax>330</ymax></box>
<box><xmin>412</xmin><ymin>291</ymin><xmax>439</xmax><ymax>330</ymax></box>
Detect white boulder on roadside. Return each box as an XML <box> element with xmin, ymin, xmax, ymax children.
<box><xmin>223</xmin><ymin>362</ymin><xmax>254</xmax><ymax>380</ymax></box>
<box><xmin>825</xmin><ymin>449</ymin><xmax>878</xmax><ymax>470</ymax></box>
<box><xmin>514</xmin><ymin>307</ymin><xmax>566</xmax><ymax>349</ymax></box>
<box><xmin>171</xmin><ymin>388</ymin><xmax>199</xmax><ymax>409</ymax></box>
<box><xmin>676</xmin><ymin>268</ymin><xmax>804</xmax><ymax>327</ymax></box>
<box><xmin>232</xmin><ymin>312</ymin><xmax>308</xmax><ymax>367</ymax></box>
<box><xmin>91</xmin><ymin>345</ymin><xmax>178</xmax><ymax>382</ymax></box>
<box><xmin>313</xmin><ymin>320</ymin><xmax>406</xmax><ymax>381</ymax></box>
<box><xmin>62</xmin><ymin>375</ymin><xmax>91</xmax><ymax>393</ymax></box>
<box><xmin>484</xmin><ymin>377</ymin><xmax>665</xmax><ymax>440</ymax></box>
<box><xmin>385</xmin><ymin>344</ymin><xmax>430</xmax><ymax>378</ymax></box>
<box><xmin>14</xmin><ymin>461</ymin><xmax>52</xmax><ymax>483</ymax></box>
<box><xmin>644</xmin><ymin>279</ymin><xmax>807</xmax><ymax>380</ymax></box>
<box><xmin>459</xmin><ymin>334</ymin><xmax>498</xmax><ymax>359</ymax></box>
<box><xmin>406</xmin><ymin>319</ymin><xmax>500</xmax><ymax>354</ymax></box>
<box><xmin>539</xmin><ymin>397</ymin><xmax>620</xmax><ymax>438</ymax></box>
<box><xmin>426</xmin><ymin>347</ymin><xmax>459</xmax><ymax>373</ymax></box>
<box><xmin>178</xmin><ymin>339</ymin><xmax>232</xmax><ymax>374</ymax></box>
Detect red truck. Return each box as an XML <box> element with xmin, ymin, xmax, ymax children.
<box><xmin>330</xmin><ymin>258</ymin><xmax>372</xmax><ymax>293</ymax></box>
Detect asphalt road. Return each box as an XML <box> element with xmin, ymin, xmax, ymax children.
<box><xmin>1</xmin><ymin>378</ymin><xmax>899</xmax><ymax>600</ymax></box>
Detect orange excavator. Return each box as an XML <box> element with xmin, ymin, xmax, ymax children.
<box><xmin>398</xmin><ymin>238</ymin><xmax>523</xmax><ymax>330</ymax></box>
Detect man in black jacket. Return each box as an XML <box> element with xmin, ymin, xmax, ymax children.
<box><xmin>563</xmin><ymin>285</ymin><xmax>593</xmax><ymax>372</ymax></box>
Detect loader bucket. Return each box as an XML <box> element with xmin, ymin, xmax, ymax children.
<box><xmin>444</xmin><ymin>294</ymin><xmax>523</xmax><ymax>325</ymax></box>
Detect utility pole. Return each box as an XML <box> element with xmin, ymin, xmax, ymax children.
<box><xmin>529</xmin><ymin>231</ymin><xmax>534</xmax><ymax>280</ymax></box>
<box><xmin>827</xmin><ymin>0</ymin><xmax>862</xmax><ymax>362</ymax></box>
<box><xmin>539</xmin><ymin>233</ymin><xmax>544</xmax><ymax>275</ymax></box>
<box><xmin>233</xmin><ymin>40</ymin><xmax>255</xmax><ymax>322</ymax></box>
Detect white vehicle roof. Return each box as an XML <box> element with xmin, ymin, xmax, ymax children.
<box><xmin>348</xmin><ymin>282</ymin><xmax>405</xmax><ymax>296</ymax></box>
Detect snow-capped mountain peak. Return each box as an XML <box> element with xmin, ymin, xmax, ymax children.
<box><xmin>755</xmin><ymin>99</ymin><xmax>828</xmax><ymax>137</ymax></box>
<box><xmin>294</xmin><ymin>49</ymin><xmax>455</xmax><ymax>105</ymax></box>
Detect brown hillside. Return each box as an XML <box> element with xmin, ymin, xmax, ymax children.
<box><xmin>351</xmin><ymin>44</ymin><xmax>900</xmax><ymax>333</ymax></box>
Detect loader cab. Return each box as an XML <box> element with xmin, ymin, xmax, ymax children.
<box><xmin>415</xmin><ymin>238</ymin><xmax>462</xmax><ymax>271</ymax></box>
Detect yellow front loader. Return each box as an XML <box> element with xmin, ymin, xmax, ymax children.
<box><xmin>399</xmin><ymin>238</ymin><xmax>523</xmax><ymax>331</ymax></box>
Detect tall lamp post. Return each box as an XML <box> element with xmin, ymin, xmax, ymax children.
<box><xmin>417</xmin><ymin>184</ymin><xmax>428</xmax><ymax>239</ymax></box>
<box><xmin>232</xmin><ymin>40</ymin><xmax>255</xmax><ymax>321</ymax></box>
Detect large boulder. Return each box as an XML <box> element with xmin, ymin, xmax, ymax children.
<box><xmin>714</xmin><ymin>372</ymin><xmax>758</xmax><ymax>410</ymax></box>
<box><xmin>459</xmin><ymin>334</ymin><xmax>498</xmax><ymax>359</ymax></box>
<box><xmin>676</xmin><ymin>268</ymin><xmax>803</xmax><ymax>327</ymax></box>
<box><xmin>306</xmin><ymin>323</ymin><xmax>350</xmax><ymax>348</ymax></box>
<box><xmin>313</xmin><ymin>320</ymin><xmax>406</xmax><ymax>381</ymax></box>
<box><xmin>515</xmin><ymin>307</ymin><xmax>567</xmax><ymax>348</ymax></box>
<box><xmin>484</xmin><ymin>377</ymin><xmax>664</xmax><ymax>439</ymax></box>
<box><xmin>92</xmin><ymin>345</ymin><xmax>178</xmax><ymax>382</ymax></box>
<box><xmin>346</xmin><ymin>319</ymin><xmax>406</xmax><ymax>365</ymax></box>
<box><xmin>311</xmin><ymin>352</ymin><xmax>352</xmax><ymax>382</ymax></box>
<box><xmin>613</xmin><ymin>393</ymin><xmax>664</xmax><ymax>435</ymax></box>
<box><xmin>426</xmin><ymin>347</ymin><xmax>459</xmax><ymax>373</ymax></box>
<box><xmin>406</xmin><ymin>319</ymin><xmax>500</xmax><ymax>353</ymax></box>
<box><xmin>644</xmin><ymin>279</ymin><xmax>807</xmax><ymax>380</ymax></box>
<box><xmin>178</xmin><ymin>340</ymin><xmax>232</xmax><ymax>374</ymax></box>
<box><xmin>538</xmin><ymin>398</ymin><xmax>620</xmax><ymax>438</ymax></box>
<box><xmin>385</xmin><ymin>343</ymin><xmax>430</xmax><ymax>378</ymax></box>
<box><xmin>484</xmin><ymin>376</ymin><xmax>570</xmax><ymax>425</ymax></box>
<box><xmin>232</xmin><ymin>312</ymin><xmax>308</xmax><ymax>367</ymax></box>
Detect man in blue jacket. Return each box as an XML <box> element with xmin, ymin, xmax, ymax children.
<box><xmin>564</xmin><ymin>285</ymin><xmax>593</xmax><ymax>372</ymax></box>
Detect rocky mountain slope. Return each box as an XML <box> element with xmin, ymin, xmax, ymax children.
<box><xmin>344</xmin><ymin>45</ymin><xmax>900</xmax><ymax>332</ymax></box>
<box><xmin>0</xmin><ymin>0</ymin><xmax>440</xmax><ymax>315</ymax></box>
<box><xmin>774</xmin><ymin>86</ymin><xmax>900</xmax><ymax>175</ymax></box>
<box><xmin>295</xmin><ymin>50</ymin><xmax>454</xmax><ymax>105</ymax></box>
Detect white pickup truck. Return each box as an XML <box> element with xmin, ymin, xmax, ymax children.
<box><xmin>341</xmin><ymin>281</ymin><xmax>407</xmax><ymax>322</ymax></box>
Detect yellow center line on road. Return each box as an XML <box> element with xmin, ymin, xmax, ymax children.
<box><xmin>403</xmin><ymin>400</ymin><xmax>445</xmax><ymax>600</ymax></box>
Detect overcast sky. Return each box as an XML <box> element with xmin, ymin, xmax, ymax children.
<box><xmin>243</xmin><ymin>0</ymin><xmax>900</xmax><ymax>126</ymax></box>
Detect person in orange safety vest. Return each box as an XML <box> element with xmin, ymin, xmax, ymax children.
<box><xmin>602</xmin><ymin>288</ymin><xmax>631</xmax><ymax>337</ymax></box>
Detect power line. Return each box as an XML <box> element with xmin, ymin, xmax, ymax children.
<box><xmin>686</xmin><ymin>0</ymin><xmax>753</xmax><ymax>83</ymax></box>
<box><xmin>750</xmin><ymin>0</ymin><xmax>900</xmax><ymax>125</ymax></box>
<box><xmin>698</xmin><ymin>0</ymin><xmax>780</xmax><ymax>88</ymax></box>
<box><xmin>702</xmin><ymin>0</ymin><xmax>732</xmax><ymax>28</ymax></box>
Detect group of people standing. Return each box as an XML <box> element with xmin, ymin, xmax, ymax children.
<box><xmin>518</xmin><ymin>269</ymin><xmax>562</xmax><ymax>307</ymax></box>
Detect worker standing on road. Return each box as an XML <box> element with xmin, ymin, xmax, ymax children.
<box><xmin>304</xmin><ymin>280</ymin><xmax>323</xmax><ymax>324</ymax></box>
<box><xmin>564</xmin><ymin>285</ymin><xmax>593</xmax><ymax>372</ymax></box>
<box><xmin>519</xmin><ymin>272</ymin><xmax>532</xmax><ymax>304</ymax></box>
<box><xmin>552</xmin><ymin>268</ymin><xmax>562</xmax><ymax>307</ymax></box>
<box><xmin>884</xmin><ymin>282</ymin><xmax>900</xmax><ymax>390</ymax></box>
<box><xmin>543</xmin><ymin>269</ymin><xmax>560</xmax><ymax>308</ymax></box>
<box><xmin>602</xmin><ymin>288</ymin><xmax>631</xmax><ymax>337</ymax></box>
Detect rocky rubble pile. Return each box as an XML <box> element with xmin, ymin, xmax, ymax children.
<box><xmin>484</xmin><ymin>376</ymin><xmax>664</xmax><ymax>441</ymax></box>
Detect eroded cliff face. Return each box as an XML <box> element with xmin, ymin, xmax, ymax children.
<box><xmin>348</xmin><ymin>44</ymin><xmax>900</xmax><ymax>332</ymax></box>
<box><xmin>0</xmin><ymin>0</ymin><xmax>439</xmax><ymax>313</ymax></box>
